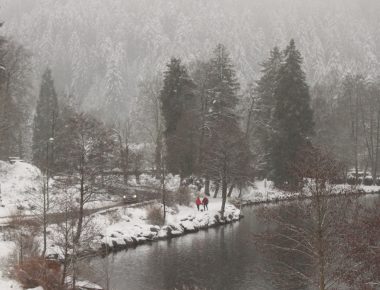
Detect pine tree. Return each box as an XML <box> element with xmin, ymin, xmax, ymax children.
<box><xmin>103</xmin><ymin>43</ymin><xmax>125</xmax><ymax>124</ymax></box>
<box><xmin>0</xmin><ymin>35</ymin><xmax>27</xmax><ymax>160</ymax></box>
<box><xmin>0</xmin><ymin>29</ymin><xmax>11</xmax><ymax>160</ymax></box>
<box><xmin>208</xmin><ymin>44</ymin><xmax>240</xmax><ymax>115</ymax></box>
<box><xmin>270</xmin><ymin>40</ymin><xmax>314</xmax><ymax>188</ymax></box>
<box><xmin>251</xmin><ymin>46</ymin><xmax>283</xmax><ymax>176</ymax></box>
<box><xmin>160</xmin><ymin>57</ymin><xmax>197</xmax><ymax>178</ymax></box>
<box><xmin>203</xmin><ymin>44</ymin><xmax>251</xmax><ymax>216</ymax></box>
<box><xmin>0</xmin><ymin>88</ymin><xmax>19</xmax><ymax>160</ymax></box>
<box><xmin>32</xmin><ymin>68</ymin><xmax>59</xmax><ymax>170</ymax></box>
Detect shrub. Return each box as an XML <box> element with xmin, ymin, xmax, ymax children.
<box><xmin>165</xmin><ymin>186</ymin><xmax>192</xmax><ymax>207</ymax></box>
<box><xmin>176</xmin><ymin>186</ymin><xmax>192</xmax><ymax>206</ymax></box>
<box><xmin>8</xmin><ymin>213</ymin><xmax>40</xmax><ymax>263</ymax></box>
<box><xmin>146</xmin><ymin>204</ymin><xmax>165</xmax><ymax>225</ymax></box>
<box><xmin>12</xmin><ymin>256</ymin><xmax>63</xmax><ymax>290</ymax></box>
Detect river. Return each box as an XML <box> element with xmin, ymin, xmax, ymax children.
<box><xmin>81</xmin><ymin>194</ymin><xmax>379</xmax><ymax>290</ymax></box>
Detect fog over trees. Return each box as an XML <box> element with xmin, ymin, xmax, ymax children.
<box><xmin>0</xmin><ymin>1</ymin><xmax>379</xmax><ymax>289</ymax></box>
<box><xmin>1</xmin><ymin>0</ymin><xmax>379</xmax><ymax>171</ymax></box>
<box><xmin>1</xmin><ymin>0</ymin><xmax>380</xmax><ymax>116</ymax></box>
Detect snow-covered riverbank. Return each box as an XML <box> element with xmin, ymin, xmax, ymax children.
<box><xmin>45</xmin><ymin>199</ymin><xmax>242</xmax><ymax>257</ymax></box>
<box><xmin>230</xmin><ymin>180</ymin><xmax>380</xmax><ymax>206</ymax></box>
<box><xmin>1</xmin><ymin>161</ymin><xmax>379</xmax><ymax>289</ymax></box>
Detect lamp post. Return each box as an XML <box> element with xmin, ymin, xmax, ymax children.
<box><xmin>46</xmin><ymin>137</ymin><xmax>54</xmax><ymax>210</ymax></box>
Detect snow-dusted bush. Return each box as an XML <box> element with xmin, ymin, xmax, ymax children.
<box><xmin>146</xmin><ymin>204</ymin><xmax>164</xmax><ymax>225</ymax></box>
<box><xmin>12</xmin><ymin>256</ymin><xmax>62</xmax><ymax>289</ymax></box>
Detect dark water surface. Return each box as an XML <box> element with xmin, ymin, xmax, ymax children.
<box><xmin>82</xmin><ymin>194</ymin><xmax>379</xmax><ymax>290</ymax></box>
<box><xmin>82</xmin><ymin>206</ymin><xmax>272</xmax><ymax>290</ymax></box>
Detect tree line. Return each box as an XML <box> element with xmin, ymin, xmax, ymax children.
<box><xmin>313</xmin><ymin>74</ymin><xmax>380</xmax><ymax>184</ymax></box>
<box><xmin>3</xmin><ymin>22</ymin><xmax>380</xmax><ymax>191</ymax></box>
<box><xmin>2</xmin><ymin>20</ymin><xmax>380</xmax><ymax>290</ymax></box>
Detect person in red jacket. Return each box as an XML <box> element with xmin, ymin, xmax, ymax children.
<box><xmin>202</xmin><ymin>196</ymin><xmax>209</xmax><ymax>211</ymax></box>
<box><xmin>196</xmin><ymin>196</ymin><xmax>202</xmax><ymax>211</ymax></box>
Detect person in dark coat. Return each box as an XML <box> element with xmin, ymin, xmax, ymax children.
<box><xmin>196</xmin><ymin>196</ymin><xmax>202</xmax><ymax>211</ymax></box>
<box><xmin>202</xmin><ymin>196</ymin><xmax>209</xmax><ymax>211</ymax></box>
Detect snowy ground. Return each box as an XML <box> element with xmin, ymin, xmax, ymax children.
<box><xmin>229</xmin><ymin>179</ymin><xmax>380</xmax><ymax>205</ymax></box>
<box><xmin>0</xmin><ymin>161</ymin><xmax>126</xmax><ymax>224</ymax></box>
<box><xmin>0</xmin><ymin>237</ymin><xmax>22</xmax><ymax>290</ymax></box>
<box><xmin>1</xmin><ymin>161</ymin><xmax>379</xmax><ymax>289</ymax></box>
<box><xmin>0</xmin><ymin>160</ymin><xmax>41</xmax><ymax>219</ymax></box>
<box><xmin>0</xmin><ymin>161</ymin><xmax>181</xmax><ymax>223</ymax></box>
<box><xmin>45</xmin><ymin>198</ymin><xmax>241</xmax><ymax>258</ymax></box>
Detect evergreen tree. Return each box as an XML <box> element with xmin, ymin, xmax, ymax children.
<box><xmin>208</xmin><ymin>44</ymin><xmax>240</xmax><ymax>114</ymax></box>
<box><xmin>103</xmin><ymin>43</ymin><xmax>125</xmax><ymax>124</ymax></box>
<box><xmin>203</xmin><ymin>44</ymin><xmax>251</xmax><ymax>216</ymax></box>
<box><xmin>160</xmin><ymin>57</ymin><xmax>197</xmax><ymax>178</ymax></box>
<box><xmin>0</xmin><ymin>28</ymin><xmax>11</xmax><ymax>160</ymax></box>
<box><xmin>32</xmin><ymin>68</ymin><xmax>59</xmax><ymax>170</ymax></box>
<box><xmin>0</xmin><ymin>32</ymin><xmax>26</xmax><ymax>160</ymax></box>
<box><xmin>251</xmin><ymin>47</ymin><xmax>283</xmax><ymax>176</ymax></box>
<box><xmin>0</xmin><ymin>86</ymin><xmax>19</xmax><ymax>160</ymax></box>
<box><xmin>270</xmin><ymin>40</ymin><xmax>314</xmax><ymax>188</ymax></box>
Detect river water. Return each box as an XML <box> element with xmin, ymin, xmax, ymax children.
<box><xmin>81</xmin><ymin>195</ymin><xmax>379</xmax><ymax>290</ymax></box>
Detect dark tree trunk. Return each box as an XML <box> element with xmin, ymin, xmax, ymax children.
<box><xmin>204</xmin><ymin>177</ymin><xmax>210</xmax><ymax>196</ymax></box>
<box><xmin>122</xmin><ymin>147</ymin><xmax>129</xmax><ymax>184</ymax></box>
<box><xmin>221</xmin><ymin>175</ymin><xmax>228</xmax><ymax>217</ymax></box>
<box><xmin>227</xmin><ymin>184</ymin><xmax>235</xmax><ymax>197</ymax></box>
<box><xmin>75</xmin><ymin>155</ymin><xmax>85</xmax><ymax>244</ymax></box>
<box><xmin>155</xmin><ymin>135</ymin><xmax>162</xmax><ymax>178</ymax></box>
<box><xmin>42</xmin><ymin>180</ymin><xmax>47</xmax><ymax>257</ymax></box>
<box><xmin>17</xmin><ymin>129</ymin><xmax>23</xmax><ymax>159</ymax></box>
<box><xmin>213</xmin><ymin>181</ymin><xmax>220</xmax><ymax>198</ymax></box>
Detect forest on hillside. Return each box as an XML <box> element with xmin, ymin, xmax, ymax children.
<box><xmin>1</xmin><ymin>0</ymin><xmax>380</xmax><ymax>183</ymax></box>
<box><xmin>0</xmin><ymin>1</ymin><xmax>380</xmax><ymax>290</ymax></box>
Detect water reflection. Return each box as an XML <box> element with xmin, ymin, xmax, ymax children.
<box><xmin>81</xmin><ymin>194</ymin><xmax>379</xmax><ymax>290</ymax></box>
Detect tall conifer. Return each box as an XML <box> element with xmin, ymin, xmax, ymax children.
<box><xmin>160</xmin><ymin>58</ymin><xmax>197</xmax><ymax>177</ymax></box>
<box><xmin>252</xmin><ymin>47</ymin><xmax>283</xmax><ymax>176</ymax></box>
<box><xmin>32</xmin><ymin>68</ymin><xmax>59</xmax><ymax>169</ymax></box>
<box><xmin>271</xmin><ymin>40</ymin><xmax>314</xmax><ymax>187</ymax></box>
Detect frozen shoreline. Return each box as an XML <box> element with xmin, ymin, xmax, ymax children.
<box><xmin>46</xmin><ymin>200</ymin><xmax>243</xmax><ymax>258</ymax></box>
<box><xmin>1</xmin><ymin>161</ymin><xmax>379</xmax><ymax>289</ymax></box>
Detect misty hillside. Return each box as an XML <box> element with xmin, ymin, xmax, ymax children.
<box><xmin>1</xmin><ymin>0</ymin><xmax>380</xmax><ymax>114</ymax></box>
<box><xmin>1</xmin><ymin>2</ymin><xmax>380</xmax><ymax>289</ymax></box>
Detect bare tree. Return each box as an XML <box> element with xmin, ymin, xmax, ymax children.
<box><xmin>160</xmin><ymin>144</ymin><xmax>168</xmax><ymax>223</ymax></box>
<box><xmin>253</xmin><ymin>148</ymin><xmax>364</xmax><ymax>290</ymax></box>
<box><xmin>136</xmin><ymin>75</ymin><xmax>164</xmax><ymax>176</ymax></box>
<box><xmin>55</xmin><ymin>111</ymin><xmax>113</xmax><ymax>244</ymax></box>
<box><xmin>203</xmin><ymin>122</ymin><xmax>251</xmax><ymax>217</ymax></box>
<box><xmin>113</xmin><ymin>119</ymin><xmax>132</xmax><ymax>184</ymax></box>
<box><xmin>8</xmin><ymin>211</ymin><xmax>40</xmax><ymax>266</ymax></box>
<box><xmin>130</xmin><ymin>147</ymin><xmax>144</xmax><ymax>184</ymax></box>
<box><xmin>358</xmin><ymin>81</ymin><xmax>380</xmax><ymax>183</ymax></box>
<box><xmin>50</xmin><ymin>181</ymin><xmax>100</xmax><ymax>290</ymax></box>
<box><xmin>341</xmin><ymin>196</ymin><xmax>380</xmax><ymax>289</ymax></box>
